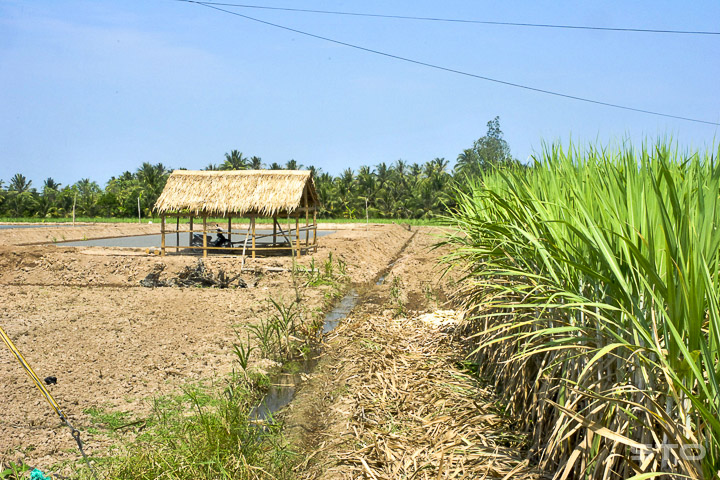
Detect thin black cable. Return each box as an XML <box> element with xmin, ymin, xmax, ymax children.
<box><xmin>174</xmin><ymin>1</ymin><xmax>720</xmax><ymax>127</ymax></box>
<box><xmin>174</xmin><ymin>0</ymin><xmax>720</xmax><ymax>36</ymax></box>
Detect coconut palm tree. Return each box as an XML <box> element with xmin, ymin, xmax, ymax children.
<box><xmin>36</xmin><ymin>178</ymin><xmax>62</xmax><ymax>218</ymax></box>
<box><xmin>9</xmin><ymin>173</ymin><xmax>32</xmax><ymax>193</ymax></box>
<box><xmin>221</xmin><ymin>150</ymin><xmax>248</xmax><ymax>170</ymax></box>
<box><xmin>136</xmin><ymin>162</ymin><xmax>170</xmax><ymax>216</ymax></box>
<box><xmin>285</xmin><ymin>159</ymin><xmax>301</xmax><ymax>170</ymax></box>
<box><xmin>74</xmin><ymin>178</ymin><xmax>101</xmax><ymax>216</ymax></box>
<box><xmin>6</xmin><ymin>173</ymin><xmax>37</xmax><ymax>217</ymax></box>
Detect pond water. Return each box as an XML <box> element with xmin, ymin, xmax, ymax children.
<box><xmin>57</xmin><ymin>230</ymin><xmax>336</xmax><ymax>248</ymax></box>
<box><xmin>0</xmin><ymin>224</ymin><xmax>81</xmax><ymax>230</ymax></box>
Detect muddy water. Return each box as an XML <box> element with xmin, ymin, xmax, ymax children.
<box><xmin>251</xmin><ymin>289</ymin><xmax>359</xmax><ymax>421</ymax></box>
<box><xmin>323</xmin><ymin>289</ymin><xmax>359</xmax><ymax>333</ymax></box>
<box><xmin>375</xmin><ymin>259</ymin><xmax>399</xmax><ymax>285</ymax></box>
<box><xmin>250</xmin><ymin>358</ymin><xmax>317</xmax><ymax>422</ymax></box>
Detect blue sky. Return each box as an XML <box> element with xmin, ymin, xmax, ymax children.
<box><xmin>1</xmin><ymin>0</ymin><xmax>719</xmax><ymax>188</ymax></box>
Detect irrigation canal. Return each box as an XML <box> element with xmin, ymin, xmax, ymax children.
<box><xmin>251</xmin><ymin>288</ymin><xmax>360</xmax><ymax>421</ymax></box>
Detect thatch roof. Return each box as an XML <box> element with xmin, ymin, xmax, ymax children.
<box><xmin>154</xmin><ymin>170</ymin><xmax>318</xmax><ymax>217</ymax></box>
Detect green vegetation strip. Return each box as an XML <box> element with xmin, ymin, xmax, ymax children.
<box><xmin>0</xmin><ymin>217</ymin><xmax>438</xmax><ymax>226</ymax></box>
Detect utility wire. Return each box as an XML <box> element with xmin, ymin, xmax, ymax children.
<box><xmin>177</xmin><ymin>0</ymin><xmax>720</xmax><ymax>127</ymax></box>
<box><xmin>175</xmin><ymin>0</ymin><xmax>720</xmax><ymax>36</ymax></box>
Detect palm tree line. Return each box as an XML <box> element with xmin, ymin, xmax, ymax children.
<box><xmin>0</xmin><ymin>117</ymin><xmax>517</xmax><ymax>220</ymax></box>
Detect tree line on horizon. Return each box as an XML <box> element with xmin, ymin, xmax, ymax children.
<box><xmin>0</xmin><ymin>117</ymin><xmax>519</xmax><ymax>220</ymax></box>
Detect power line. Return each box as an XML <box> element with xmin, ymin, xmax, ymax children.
<box><xmin>176</xmin><ymin>1</ymin><xmax>720</xmax><ymax>127</ymax></box>
<box><xmin>175</xmin><ymin>0</ymin><xmax>720</xmax><ymax>36</ymax></box>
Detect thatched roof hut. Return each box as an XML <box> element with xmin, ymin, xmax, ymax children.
<box><xmin>153</xmin><ymin>170</ymin><xmax>319</xmax><ymax>258</ymax></box>
<box><xmin>154</xmin><ymin>170</ymin><xmax>318</xmax><ymax>217</ymax></box>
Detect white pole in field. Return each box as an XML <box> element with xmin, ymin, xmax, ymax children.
<box><xmin>365</xmin><ymin>197</ymin><xmax>369</xmax><ymax>231</ymax></box>
<box><xmin>138</xmin><ymin>196</ymin><xmax>141</xmax><ymax>224</ymax></box>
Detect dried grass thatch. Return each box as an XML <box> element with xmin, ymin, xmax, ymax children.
<box><xmin>154</xmin><ymin>170</ymin><xmax>318</xmax><ymax>217</ymax></box>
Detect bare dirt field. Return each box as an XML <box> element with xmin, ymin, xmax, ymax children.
<box><xmin>0</xmin><ymin>223</ymin><xmax>411</xmax><ymax>471</ymax></box>
<box><xmin>1</xmin><ymin>223</ymin><xmax>541</xmax><ymax>479</ymax></box>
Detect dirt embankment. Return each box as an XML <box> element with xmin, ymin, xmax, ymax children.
<box><xmin>0</xmin><ymin>224</ymin><xmax>412</xmax><ymax>472</ymax></box>
<box><xmin>0</xmin><ymin>223</ymin><xmax>162</xmax><ymax>246</ymax></box>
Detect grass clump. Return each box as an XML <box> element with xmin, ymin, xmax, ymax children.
<box><xmin>247</xmin><ymin>298</ymin><xmax>311</xmax><ymax>363</ymax></box>
<box><xmin>294</xmin><ymin>252</ymin><xmax>347</xmax><ymax>289</ymax></box>
<box><xmin>0</xmin><ymin>462</ymin><xmax>31</xmax><ymax>479</ymax></box>
<box><xmin>83</xmin><ymin>406</ymin><xmax>135</xmax><ymax>435</ymax></box>
<box><xmin>87</xmin><ymin>381</ymin><xmax>295</xmax><ymax>480</ymax></box>
<box><xmin>388</xmin><ymin>276</ymin><xmax>406</xmax><ymax>318</ymax></box>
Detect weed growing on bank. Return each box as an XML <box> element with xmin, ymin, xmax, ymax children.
<box><xmin>81</xmin><ymin>378</ymin><xmax>295</xmax><ymax>480</ymax></box>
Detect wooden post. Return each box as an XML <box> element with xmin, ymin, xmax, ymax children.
<box><xmin>228</xmin><ymin>216</ymin><xmax>232</xmax><ymax>245</ymax></box>
<box><xmin>313</xmin><ymin>209</ymin><xmax>318</xmax><ymax>252</ymax></box>
<box><xmin>240</xmin><ymin>222</ymin><xmax>251</xmax><ymax>272</ymax></box>
<box><xmin>202</xmin><ymin>216</ymin><xmax>207</xmax><ymax>258</ymax></box>
<box><xmin>176</xmin><ymin>216</ymin><xmax>180</xmax><ymax>253</ymax></box>
<box><xmin>304</xmin><ymin>187</ymin><xmax>309</xmax><ymax>248</ymax></box>
<box><xmin>251</xmin><ymin>216</ymin><xmax>256</xmax><ymax>259</ymax></box>
<box><xmin>161</xmin><ymin>215</ymin><xmax>166</xmax><ymax>256</ymax></box>
<box><xmin>288</xmin><ymin>214</ymin><xmax>293</xmax><ymax>257</ymax></box>
<box><xmin>295</xmin><ymin>213</ymin><xmax>300</xmax><ymax>258</ymax></box>
<box><xmin>272</xmin><ymin>215</ymin><xmax>277</xmax><ymax>246</ymax></box>
<box><xmin>189</xmin><ymin>216</ymin><xmax>193</xmax><ymax>249</ymax></box>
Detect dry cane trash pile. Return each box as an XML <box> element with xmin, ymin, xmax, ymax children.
<box><xmin>313</xmin><ymin>310</ymin><xmax>544</xmax><ymax>480</ymax></box>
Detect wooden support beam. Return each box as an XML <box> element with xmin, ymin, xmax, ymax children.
<box><xmin>228</xmin><ymin>216</ymin><xmax>232</xmax><ymax>245</ymax></box>
<box><xmin>176</xmin><ymin>217</ymin><xmax>180</xmax><ymax>253</ymax></box>
<box><xmin>295</xmin><ymin>214</ymin><xmax>300</xmax><ymax>257</ymax></box>
<box><xmin>251</xmin><ymin>216</ymin><xmax>256</xmax><ymax>259</ymax></box>
<box><xmin>275</xmin><ymin>217</ymin><xmax>292</xmax><ymax>248</ymax></box>
<box><xmin>202</xmin><ymin>216</ymin><xmax>207</xmax><ymax>258</ymax></box>
<box><xmin>155</xmin><ymin>244</ymin><xmax>299</xmax><ymax>252</ymax></box>
<box><xmin>287</xmin><ymin>214</ymin><xmax>293</xmax><ymax>258</ymax></box>
<box><xmin>313</xmin><ymin>208</ymin><xmax>318</xmax><ymax>252</ymax></box>
<box><xmin>161</xmin><ymin>215</ymin><xmax>166</xmax><ymax>256</ymax></box>
<box><xmin>273</xmin><ymin>215</ymin><xmax>277</xmax><ymax>246</ymax></box>
<box><xmin>189</xmin><ymin>216</ymin><xmax>193</xmax><ymax>248</ymax></box>
<box><xmin>304</xmin><ymin>186</ymin><xmax>309</xmax><ymax>247</ymax></box>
